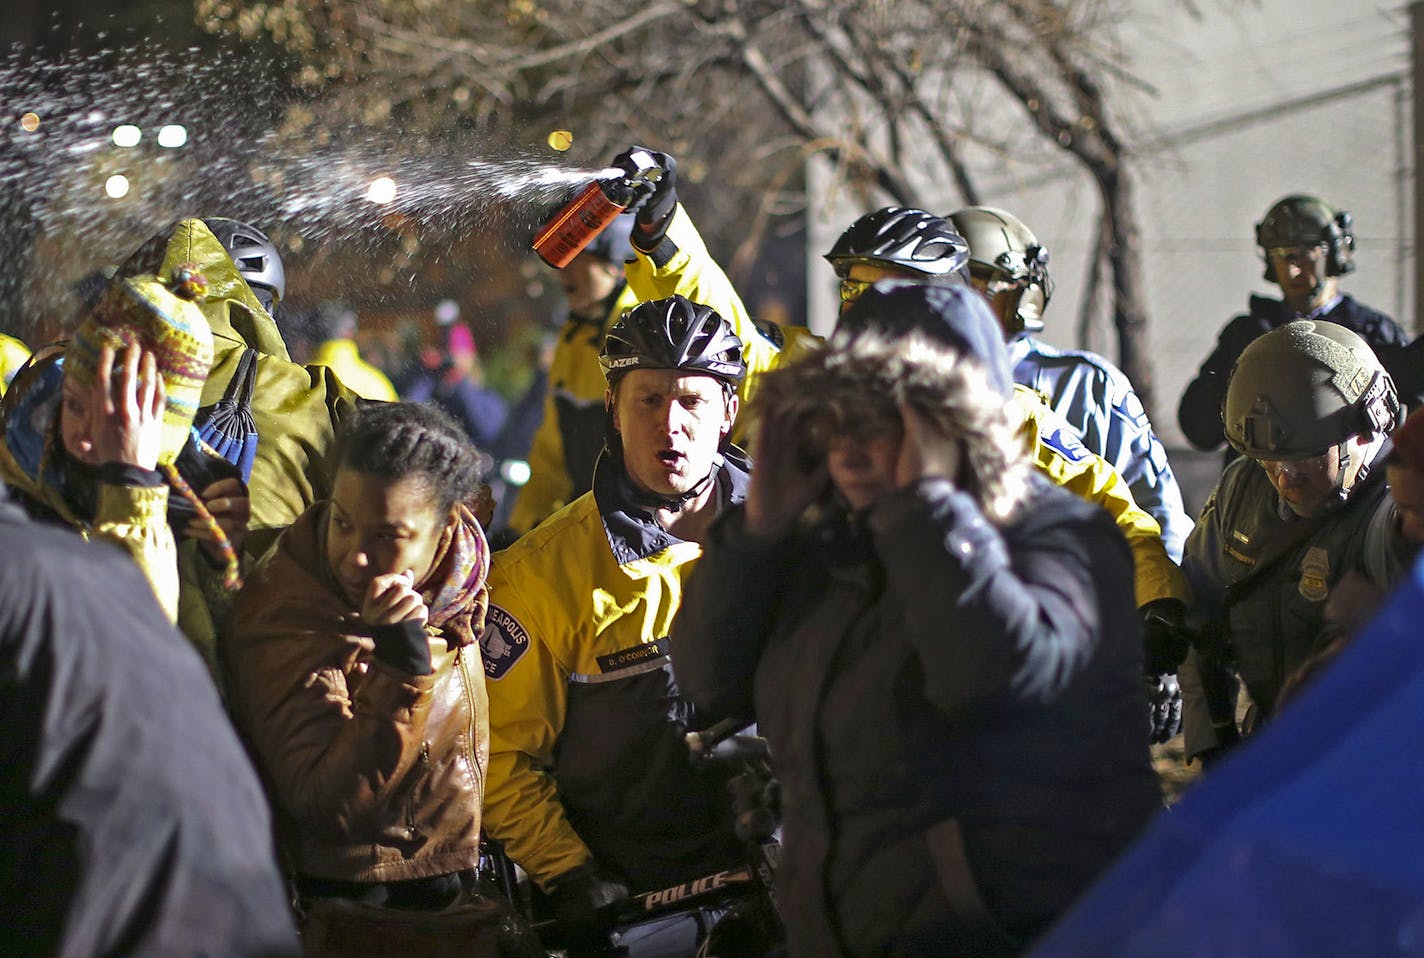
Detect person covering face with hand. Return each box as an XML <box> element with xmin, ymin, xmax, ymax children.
<box><xmin>829</xmin><ymin>281</ymin><xmax>1191</xmax><ymax>744</ymax></box>
<box><xmin>0</xmin><ymin>267</ymin><xmax>241</xmax><ymax>635</ymax></box>
<box><xmin>223</xmin><ymin>402</ymin><xmax>496</xmax><ymax>929</ymax></box>
<box><xmin>672</xmin><ymin>282</ymin><xmax>1161</xmax><ymax>956</ymax></box>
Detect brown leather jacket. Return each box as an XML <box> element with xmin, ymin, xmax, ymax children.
<box><xmin>223</xmin><ymin>502</ymin><xmax>490</xmax><ymax>884</ymax></box>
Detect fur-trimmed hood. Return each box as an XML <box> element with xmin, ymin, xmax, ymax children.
<box><xmin>752</xmin><ymin>328</ymin><xmax>1032</xmax><ymax>522</ymax></box>
<box><xmin>836</xmin><ymin>280</ymin><xmax>1013</xmax><ymax>396</ymax></box>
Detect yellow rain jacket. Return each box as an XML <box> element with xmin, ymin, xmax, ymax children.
<box><xmin>309</xmin><ymin>338</ymin><xmax>399</xmax><ymax>402</ymax></box>
<box><xmin>481</xmin><ymin>450</ymin><xmax>749</xmax><ymax>891</ymax></box>
<box><xmin>1012</xmin><ymin>384</ymin><xmax>1190</xmax><ymax>608</ymax></box>
<box><xmin>119</xmin><ymin>219</ymin><xmax>362</xmax><ymax>560</ymax></box>
<box><xmin>117</xmin><ymin>220</ymin><xmax>363</xmax><ymax>666</ymax></box>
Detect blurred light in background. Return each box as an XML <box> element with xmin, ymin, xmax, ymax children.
<box><xmin>111</xmin><ymin>125</ymin><xmax>141</xmax><ymax>147</ymax></box>
<box><xmin>104</xmin><ymin>174</ymin><xmax>130</xmax><ymax>198</ymax></box>
<box><xmin>157</xmin><ymin>124</ymin><xmax>188</xmax><ymax>148</ymax></box>
<box><xmin>20</xmin><ymin>112</ymin><xmax>40</xmax><ymax>132</ymax></box>
<box><xmin>366</xmin><ymin>176</ymin><xmax>397</xmax><ymax>204</ymax></box>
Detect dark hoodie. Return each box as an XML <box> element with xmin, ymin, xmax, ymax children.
<box><xmin>836</xmin><ymin>280</ymin><xmax>1015</xmax><ymax>397</ymax></box>
<box><xmin>0</xmin><ymin>483</ymin><xmax>299</xmax><ymax>957</ymax></box>
<box><xmin>673</xmin><ymin>320</ymin><xmax>1161</xmax><ymax>956</ymax></box>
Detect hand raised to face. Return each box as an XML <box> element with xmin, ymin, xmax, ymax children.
<box><xmin>90</xmin><ymin>341</ymin><xmax>166</xmax><ymax>470</ymax></box>
<box><xmin>743</xmin><ymin>404</ymin><xmax>830</xmax><ymax>539</ymax></box>
<box><xmin>361</xmin><ymin>569</ymin><xmax>429</xmax><ymax>628</ymax></box>
<box><xmin>894</xmin><ymin>400</ymin><xmax>962</xmax><ymax>490</ymax></box>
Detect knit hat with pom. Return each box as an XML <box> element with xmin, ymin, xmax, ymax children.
<box><xmin>65</xmin><ymin>265</ymin><xmax>213</xmax><ymax>466</ymax></box>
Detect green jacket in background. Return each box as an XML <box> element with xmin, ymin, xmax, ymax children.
<box><xmin>119</xmin><ymin>218</ymin><xmax>363</xmax><ymax>560</ymax></box>
<box><xmin>119</xmin><ymin>218</ymin><xmax>363</xmax><ymax>668</ymax></box>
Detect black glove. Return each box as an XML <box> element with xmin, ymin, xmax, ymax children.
<box><xmin>1143</xmin><ymin>672</ymin><xmax>1183</xmax><ymax>744</ymax></box>
<box><xmin>371</xmin><ymin>620</ymin><xmax>434</xmax><ymax>676</ymax></box>
<box><xmin>610</xmin><ymin>146</ymin><xmax>677</xmax><ymax>235</ymax></box>
<box><xmin>1141</xmin><ymin>598</ymin><xmax>1191</xmax><ymax>675</ymax></box>
<box><xmin>546</xmin><ymin>861</ymin><xmax>629</xmax><ymax>931</ymax></box>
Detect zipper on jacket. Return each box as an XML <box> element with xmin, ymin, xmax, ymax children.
<box><xmin>455</xmin><ymin>647</ymin><xmax>484</xmax><ymax>793</ymax></box>
<box><xmin>405</xmin><ymin>741</ymin><xmax>429</xmax><ymax>840</ymax></box>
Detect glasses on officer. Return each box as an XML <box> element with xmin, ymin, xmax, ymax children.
<box><xmin>838</xmin><ymin>278</ymin><xmax>875</xmax><ymax>304</ymax></box>
<box><xmin>968</xmin><ymin>264</ymin><xmax>1022</xmax><ymax>298</ymax></box>
<box><xmin>1256</xmin><ymin>450</ymin><xmax>1334</xmax><ymax>479</ymax></box>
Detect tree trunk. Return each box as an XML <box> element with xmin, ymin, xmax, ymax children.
<box><xmin>1097</xmin><ymin>166</ymin><xmax>1156</xmax><ymax>420</ymax></box>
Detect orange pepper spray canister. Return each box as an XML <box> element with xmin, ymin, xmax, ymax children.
<box><xmin>532</xmin><ymin>149</ymin><xmax>664</xmax><ymax>268</ymax></box>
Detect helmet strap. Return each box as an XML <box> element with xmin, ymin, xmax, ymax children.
<box><xmin>1333</xmin><ymin>432</ymin><xmax>1385</xmax><ymax>506</ymax></box>
<box><xmin>1307</xmin><ymin>264</ymin><xmax>1328</xmax><ymax>309</ymax></box>
<box><xmin>624</xmin><ymin>454</ymin><xmax>722</xmax><ymax>516</ymax></box>
<box><xmin>1330</xmin><ymin>439</ymin><xmax>1352</xmax><ymax>505</ymax></box>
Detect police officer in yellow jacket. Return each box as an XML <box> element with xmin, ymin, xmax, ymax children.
<box><xmin>507</xmin><ymin>148</ymin><xmax>782</xmax><ymax>537</ymax></box>
<box><xmin>482</xmin><ymin>296</ymin><xmax>749</xmax><ymax>933</ymax></box>
<box><xmin>506</xmin><ymin>219</ymin><xmax>640</xmax><ymax>538</ymax></box>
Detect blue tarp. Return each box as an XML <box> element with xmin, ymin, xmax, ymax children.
<box><xmin>1031</xmin><ymin>557</ymin><xmax>1424</xmax><ymax>958</ymax></box>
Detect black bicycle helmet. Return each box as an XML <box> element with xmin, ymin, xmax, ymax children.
<box><xmin>205</xmin><ymin>217</ymin><xmax>286</xmax><ymax>310</ymax></box>
<box><xmin>824</xmin><ymin>206</ymin><xmax>971</xmax><ymax>282</ymax></box>
<box><xmin>600</xmin><ymin>295</ymin><xmax>746</xmax><ymax>387</ymax></box>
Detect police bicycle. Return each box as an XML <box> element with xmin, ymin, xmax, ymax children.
<box><xmin>483</xmin><ymin>719</ymin><xmax>785</xmax><ymax>958</ymax></box>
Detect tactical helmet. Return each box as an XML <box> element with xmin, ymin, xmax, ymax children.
<box><xmin>600</xmin><ymin>295</ymin><xmax>746</xmax><ymax>387</ymax></box>
<box><xmin>204</xmin><ymin>217</ymin><xmax>286</xmax><ymax>310</ymax></box>
<box><xmin>824</xmin><ymin>207</ymin><xmax>970</xmax><ymax>282</ymax></box>
<box><xmin>948</xmin><ymin>206</ymin><xmax>1054</xmax><ymax>334</ymax></box>
<box><xmin>1224</xmin><ymin>320</ymin><xmax>1400</xmax><ymax>460</ymax></box>
<box><xmin>1254</xmin><ymin>194</ymin><xmax>1355</xmax><ymax>281</ymax></box>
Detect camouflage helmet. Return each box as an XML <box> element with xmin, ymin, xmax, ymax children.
<box><xmin>948</xmin><ymin>206</ymin><xmax>1053</xmax><ymax>333</ymax></box>
<box><xmin>1224</xmin><ymin>320</ymin><xmax>1399</xmax><ymax>460</ymax></box>
<box><xmin>1254</xmin><ymin>194</ymin><xmax>1355</xmax><ymax>281</ymax></box>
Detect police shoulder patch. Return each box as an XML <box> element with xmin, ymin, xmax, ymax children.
<box><xmin>1042</xmin><ymin>426</ymin><xmax>1089</xmax><ymax>463</ymax></box>
<box><xmin>480</xmin><ymin>605</ymin><xmax>531</xmax><ymax>680</ymax></box>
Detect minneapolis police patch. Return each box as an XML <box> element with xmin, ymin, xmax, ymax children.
<box><xmin>480</xmin><ymin>606</ymin><xmax>530</xmax><ymax>680</ymax></box>
<box><xmin>1042</xmin><ymin>427</ymin><xmax>1089</xmax><ymax>463</ymax></box>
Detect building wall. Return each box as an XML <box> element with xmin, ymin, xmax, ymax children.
<box><xmin>808</xmin><ymin>0</ymin><xmax>1414</xmax><ymax>467</ymax></box>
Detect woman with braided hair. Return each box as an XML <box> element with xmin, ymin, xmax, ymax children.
<box><xmin>222</xmin><ymin>401</ymin><xmax>505</xmax><ymax>945</ymax></box>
